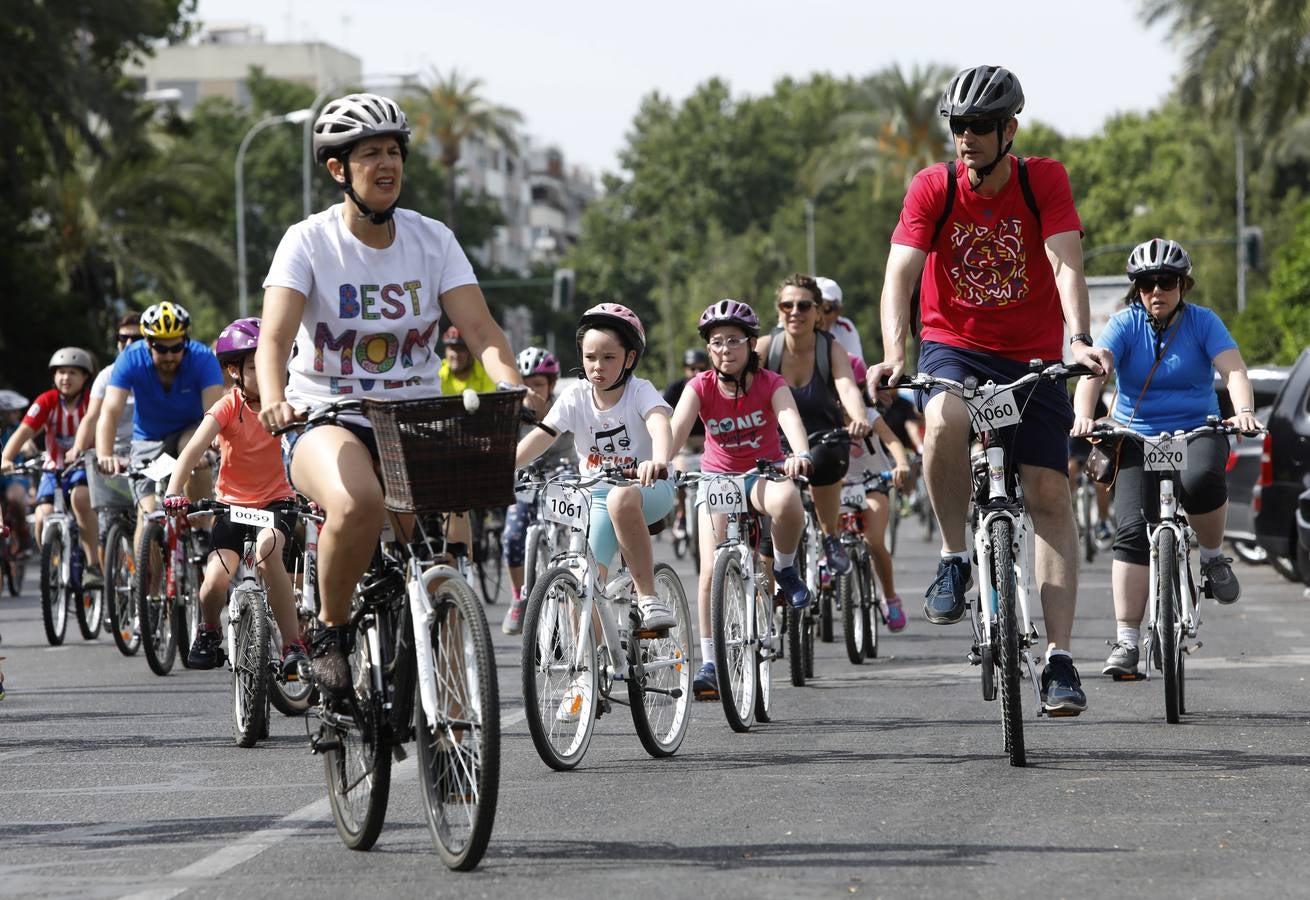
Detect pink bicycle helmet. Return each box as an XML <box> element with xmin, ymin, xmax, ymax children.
<box><xmin>698</xmin><ymin>299</ymin><xmax>760</xmax><ymax>338</ymax></box>
<box><xmin>215</xmin><ymin>318</ymin><xmax>261</xmax><ymax>364</ymax></box>
<box><xmin>576</xmin><ymin>303</ymin><xmax>646</xmax><ymax>355</ymax></box>
<box><xmin>518</xmin><ymin>347</ymin><xmax>560</xmax><ymax>378</ymax></box>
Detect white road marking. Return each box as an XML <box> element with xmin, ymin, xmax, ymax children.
<box><xmin>116</xmin><ymin>706</ymin><xmax>524</xmax><ymax>900</ymax></box>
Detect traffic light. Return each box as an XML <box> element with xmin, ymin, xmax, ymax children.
<box><xmin>552</xmin><ymin>268</ymin><xmax>575</xmax><ymax>312</ymax></box>
<box><xmin>1242</xmin><ymin>226</ymin><xmax>1263</xmax><ymax>272</ymax></box>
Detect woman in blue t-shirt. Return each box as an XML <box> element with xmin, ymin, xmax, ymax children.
<box><xmin>1071</xmin><ymin>239</ymin><xmax>1262</xmax><ymax>677</ymax></box>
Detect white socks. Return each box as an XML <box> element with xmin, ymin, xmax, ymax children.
<box><xmin>942</xmin><ymin>549</ymin><xmax>969</xmax><ymax>563</ymax></box>
<box><xmin>1046</xmin><ymin>647</ymin><xmax>1072</xmax><ymax>664</ymax></box>
<box><xmin>774</xmin><ymin>547</ymin><xmax>796</xmax><ymax>569</ymax></box>
<box><xmin>700</xmin><ymin>638</ymin><xmax>714</xmax><ymax>663</ymax></box>
<box><xmin>1117</xmin><ymin>627</ymin><xmax>1140</xmax><ymax>649</ymax></box>
<box><xmin>1199</xmin><ymin>544</ymin><xmax>1223</xmax><ymax>562</ymax></box>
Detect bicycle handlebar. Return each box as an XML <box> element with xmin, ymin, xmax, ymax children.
<box><xmin>1085</xmin><ymin>416</ymin><xmax>1265</xmax><ymax>442</ymax></box>
<box><xmin>890</xmin><ymin>361</ymin><xmax>1097</xmax><ymax>397</ymax></box>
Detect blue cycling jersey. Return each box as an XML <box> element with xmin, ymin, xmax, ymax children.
<box><xmin>108</xmin><ymin>340</ymin><xmax>223</xmax><ymax>441</ymax></box>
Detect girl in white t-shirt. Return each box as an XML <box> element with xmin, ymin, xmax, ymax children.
<box><xmin>255</xmin><ymin>93</ymin><xmax>526</xmax><ymax>697</ymax></box>
<box><xmin>514</xmin><ymin>304</ymin><xmax>676</xmax><ymax>632</ymax></box>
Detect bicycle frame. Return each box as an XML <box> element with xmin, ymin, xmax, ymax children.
<box><xmin>1143</xmin><ymin>477</ymin><xmax>1199</xmax><ymax>677</ymax></box>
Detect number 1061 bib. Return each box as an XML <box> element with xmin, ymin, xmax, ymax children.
<box><xmin>543</xmin><ymin>483</ymin><xmax>590</xmax><ymax>529</ymax></box>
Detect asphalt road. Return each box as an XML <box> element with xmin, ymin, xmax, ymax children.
<box><xmin>2</xmin><ymin>523</ymin><xmax>1309</xmax><ymax>900</ymax></box>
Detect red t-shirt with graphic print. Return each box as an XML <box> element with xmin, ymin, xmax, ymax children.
<box><xmin>891</xmin><ymin>155</ymin><xmax>1082</xmax><ymax>362</ymax></box>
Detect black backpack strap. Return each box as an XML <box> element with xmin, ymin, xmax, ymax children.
<box><xmin>1017</xmin><ymin>157</ymin><xmax>1042</xmax><ymax>231</ymax></box>
<box><xmin>815</xmin><ymin>329</ymin><xmax>832</xmax><ymax>390</ymax></box>
<box><xmin>929</xmin><ymin>161</ymin><xmax>957</xmax><ymax>247</ymax></box>
<box><xmin>765</xmin><ymin>325</ymin><xmax>785</xmax><ymax>373</ymax></box>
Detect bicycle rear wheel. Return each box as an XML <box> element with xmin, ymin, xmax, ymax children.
<box><xmin>1078</xmin><ymin>481</ymin><xmax>1096</xmax><ymax>564</ymax></box>
<box><xmin>839</xmin><ymin>569</ymin><xmax>863</xmax><ymax>665</ymax></box>
<box><xmin>819</xmin><ymin>581</ymin><xmax>834</xmax><ymax>643</ymax></box>
<box><xmin>105</xmin><ymin>521</ymin><xmax>140</xmax><ymax>656</ymax></box>
<box><xmin>712</xmin><ymin>550</ymin><xmax>755</xmax><ymax>732</ymax></box>
<box><xmin>136</xmin><ymin>520</ymin><xmax>176</xmax><ymax>676</ymax></box>
<box><xmin>1157</xmin><ymin>528</ymin><xmax>1182</xmax><ymax>724</ymax></box>
<box><xmin>888</xmin><ymin>488</ymin><xmax>900</xmax><ymax>557</ymax></box>
<box><xmin>232</xmin><ymin>590</ymin><xmax>271</xmax><ymax>748</ymax></box>
<box><xmin>40</xmin><ymin>525</ymin><xmax>68</xmax><ymax>646</ymax></box>
<box><xmin>861</xmin><ymin>554</ymin><xmax>879</xmax><ymax>660</ymax></box>
<box><xmin>74</xmin><ymin>542</ymin><xmax>102</xmax><ymax>641</ymax></box>
<box><xmin>416</xmin><ymin>574</ymin><xmax>499</xmax><ymax>871</ymax></box>
<box><xmin>323</xmin><ymin>616</ymin><xmax>392</xmax><ymax>850</ymax></box>
<box><xmin>753</xmin><ymin>577</ymin><xmax>775</xmax><ymax>723</ymax></box>
<box><xmin>475</xmin><ymin>522</ymin><xmax>503</xmax><ymax>605</ymax></box>
<box><xmin>990</xmin><ymin>518</ymin><xmax>1025</xmax><ymax>767</ymax></box>
<box><xmin>629</xmin><ymin>563</ymin><xmax>692</xmax><ymax>756</ymax></box>
<box><xmin>521</xmin><ymin>566</ymin><xmax>597</xmax><ymax>769</ymax></box>
<box><xmin>175</xmin><ymin>538</ymin><xmax>203</xmax><ymax>668</ymax></box>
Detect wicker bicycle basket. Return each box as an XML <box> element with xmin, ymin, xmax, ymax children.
<box><xmin>363</xmin><ymin>391</ymin><xmax>524</xmax><ymax>513</ymax></box>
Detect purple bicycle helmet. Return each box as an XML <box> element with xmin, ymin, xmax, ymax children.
<box><xmin>215</xmin><ymin>317</ymin><xmax>261</xmax><ymax>364</ymax></box>
<box><xmin>698</xmin><ymin>299</ymin><xmax>760</xmax><ymax>339</ymax></box>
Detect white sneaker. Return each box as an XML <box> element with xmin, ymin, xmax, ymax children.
<box><xmin>556</xmin><ymin>674</ymin><xmax>591</xmax><ymax>723</ymax></box>
<box><xmin>637</xmin><ymin>594</ymin><xmax>676</xmax><ymax>631</ymax></box>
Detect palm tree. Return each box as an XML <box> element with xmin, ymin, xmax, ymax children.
<box><xmin>1143</xmin><ymin>0</ymin><xmax>1310</xmax><ymax>135</ymax></box>
<box><xmin>40</xmin><ymin>130</ymin><xmax>232</xmax><ymax>331</ymax></box>
<box><xmin>406</xmin><ymin>68</ymin><xmax>524</xmax><ymax>234</ymax></box>
<box><xmin>802</xmin><ymin>63</ymin><xmax>955</xmax><ymax>198</ymax></box>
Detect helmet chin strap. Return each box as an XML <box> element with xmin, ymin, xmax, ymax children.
<box><xmin>967</xmin><ymin>120</ymin><xmax>1014</xmax><ymax>193</ymax></box>
<box><xmin>336</xmin><ymin>154</ymin><xmax>399</xmax><ymax>225</ymax></box>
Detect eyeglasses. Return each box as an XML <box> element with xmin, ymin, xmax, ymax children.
<box><xmin>148</xmin><ymin>340</ymin><xmax>186</xmax><ymax>355</ymax></box>
<box><xmin>707</xmin><ymin>337</ymin><xmax>750</xmax><ymax>351</ymax></box>
<box><xmin>116</xmin><ymin>334</ymin><xmax>140</xmax><ymax>345</ymax></box>
<box><xmin>1136</xmin><ymin>275</ymin><xmax>1180</xmax><ymax>293</ymax></box>
<box><xmin>778</xmin><ymin>300</ymin><xmax>816</xmax><ymax>313</ymax></box>
<box><xmin>948</xmin><ymin>118</ymin><xmax>1002</xmax><ymax>136</ymax></box>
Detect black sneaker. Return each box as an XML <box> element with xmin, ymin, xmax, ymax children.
<box><xmin>281</xmin><ymin>640</ymin><xmax>310</xmax><ymax>681</ymax></box>
<box><xmin>1040</xmin><ymin>655</ymin><xmax>1088</xmax><ymax>716</ymax></box>
<box><xmin>822</xmin><ymin>534</ymin><xmax>851</xmax><ymax>575</ymax></box>
<box><xmin>924</xmin><ymin>557</ymin><xmax>971</xmax><ymax>624</ymax></box>
<box><xmin>1201</xmin><ymin>555</ymin><xmax>1241</xmax><ymax>604</ymax></box>
<box><xmin>310</xmin><ymin>625</ymin><xmax>352</xmax><ymax>698</ymax></box>
<box><xmin>187</xmin><ymin>627</ymin><xmax>226</xmax><ymax>669</ymax></box>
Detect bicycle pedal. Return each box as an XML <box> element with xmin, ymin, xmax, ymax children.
<box><xmin>1182</xmin><ymin>642</ymin><xmax>1203</xmax><ymax>655</ymax></box>
<box><xmin>634</xmin><ymin>627</ymin><xmax>669</xmax><ymax>639</ymax></box>
<box><xmin>1044</xmin><ymin>707</ymin><xmax>1082</xmax><ymax>718</ymax></box>
<box><xmin>1110</xmin><ymin>670</ymin><xmax>1147</xmax><ymax>682</ymax></box>
<box><xmin>967</xmin><ymin>649</ymin><xmax>982</xmax><ymax>665</ymax></box>
<box><xmin>308</xmin><ymin>732</ymin><xmax>341</xmax><ymax>755</ymax></box>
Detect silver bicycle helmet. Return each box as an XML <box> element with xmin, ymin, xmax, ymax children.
<box><xmin>48</xmin><ymin>347</ymin><xmax>95</xmax><ymax>374</ymax></box>
<box><xmin>0</xmin><ymin>389</ymin><xmax>29</xmax><ymax>412</ymax></box>
<box><xmin>312</xmin><ymin>93</ymin><xmax>411</xmax><ymax>164</ymax></box>
<box><xmin>1126</xmin><ymin>238</ymin><xmax>1193</xmax><ymax>278</ymax></box>
<box><xmin>938</xmin><ymin>65</ymin><xmax>1025</xmax><ymax>120</ymax></box>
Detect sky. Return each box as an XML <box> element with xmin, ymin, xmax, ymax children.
<box><xmin>195</xmin><ymin>0</ymin><xmax>1183</xmax><ymax>177</ymax></box>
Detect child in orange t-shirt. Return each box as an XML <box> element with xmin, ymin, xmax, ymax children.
<box><xmin>164</xmin><ymin>318</ymin><xmax>306</xmax><ymax>676</ymax></box>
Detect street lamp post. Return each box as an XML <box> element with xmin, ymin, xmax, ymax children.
<box><xmin>236</xmin><ymin>109</ymin><xmax>314</xmax><ymax>318</ymax></box>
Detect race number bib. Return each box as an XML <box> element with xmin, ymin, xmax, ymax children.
<box><xmin>965</xmin><ymin>386</ymin><xmax>1022</xmax><ymax>431</ymax></box>
<box><xmin>543</xmin><ymin>483</ymin><xmax>590</xmax><ymax>530</ymax></box>
<box><xmin>840</xmin><ymin>484</ymin><xmax>867</xmax><ymax>509</ymax></box>
<box><xmin>704</xmin><ymin>475</ymin><xmax>747</xmax><ymax>514</ymax></box>
<box><xmin>140</xmin><ymin>453</ymin><xmax>177</xmax><ymax>485</ymax></box>
<box><xmin>1143</xmin><ymin>434</ymin><xmax>1189</xmax><ymax>472</ymax></box>
<box><xmin>229</xmin><ymin>505</ymin><xmax>276</xmax><ymax>529</ymax></box>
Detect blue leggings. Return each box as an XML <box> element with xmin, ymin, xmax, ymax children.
<box><xmin>588</xmin><ymin>479</ymin><xmax>675</xmax><ymax>568</ymax></box>
<box><xmin>502</xmin><ymin>500</ymin><xmax>533</xmax><ymax>567</ymax></box>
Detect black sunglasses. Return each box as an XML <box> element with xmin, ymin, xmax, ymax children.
<box><xmin>1136</xmin><ymin>275</ymin><xmax>1180</xmax><ymax>293</ymax></box>
<box><xmin>779</xmin><ymin>300</ymin><xmax>816</xmax><ymax>313</ymax></box>
<box><xmin>149</xmin><ymin>340</ymin><xmax>186</xmax><ymax>354</ymax></box>
<box><xmin>117</xmin><ymin>333</ymin><xmax>140</xmax><ymax>345</ymax></box>
<box><xmin>948</xmin><ymin>118</ymin><xmax>1002</xmax><ymax>136</ymax></box>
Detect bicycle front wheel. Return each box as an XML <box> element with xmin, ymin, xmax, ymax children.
<box><xmin>232</xmin><ymin>590</ymin><xmax>271</xmax><ymax>748</ymax></box>
<box><xmin>323</xmin><ymin>617</ymin><xmax>392</xmax><ymax>850</ymax></box>
<box><xmin>629</xmin><ymin>563</ymin><xmax>692</xmax><ymax>756</ymax></box>
<box><xmin>476</xmin><ymin>526</ymin><xmax>503</xmax><ymax>606</ymax></box>
<box><xmin>135</xmin><ymin>520</ymin><xmax>175</xmax><ymax>675</ymax></box>
<box><xmin>521</xmin><ymin>566</ymin><xmax>597</xmax><ymax>770</ymax></box>
<box><xmin>1157</xmin><ymin>528</ymin><xmax>1183</xmax><ymax>724</ymax></box>
<box><xmin>105</xmin><ymin>521</ymin><xmax>140</xmax><ymax>656</ymax></box>
<box><xmin>1078</xmin><ymin>482</ymin><xmax>1096</xmax><ymax>564</ymax></box>
<box><xmin>416</xmin><ymin>574</ymin><xmax>499</xmax><ymax>871</ymax></box>
<box><xmin>40</xmin><ymin>525</ymin><xmax>69</xmax><ymax>646</ymax></box>
<box><xmin>990</xmin><ymin>518</ymin><xmax>1025</xmax><ymax>767</ymax></box>
<box><xmin>753</xmin><ymin>577</ymin><xmax>775</xmax><ymax>723</ymax></box>
<box><xmin>175</xmin><ymin>538</ymin><xmax>203</xmax><ymax>668</ymax></box>
<box><xmin>711</xmin><ymin>549</ymin><xmax>756</xmax><ymax>732</ymax></box>
<box><xmin>74</xmin><ymin>543</ymin><xmax>102</xmax><ymax>641</ymax></box>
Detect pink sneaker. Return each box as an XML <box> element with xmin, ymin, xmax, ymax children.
<box><xmin>885</xmin><ymin>596</ymin><xmax>907</xmax><ymax>633</ymax></box>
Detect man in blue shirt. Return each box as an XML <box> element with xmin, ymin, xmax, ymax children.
<box><xmin>94</xmin><ymin>302</ymin><xmax>224</xmax><ymax>512</ymax></box>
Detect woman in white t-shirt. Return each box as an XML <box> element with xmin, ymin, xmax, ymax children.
<box><xmin>514</xmin><ymin>304</ymin><xmax>677</xmax><ymax>634</ymax></box>
<box><xmin>255</xmin><ymin>93</ymin><xmax>524</xmax><ymax>696</ymax></box>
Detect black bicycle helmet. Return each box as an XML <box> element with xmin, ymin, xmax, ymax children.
<box><xmin>939</xmin><ymin>65</ymin><xmax>1025</xmax><ymax>191</ymax></box>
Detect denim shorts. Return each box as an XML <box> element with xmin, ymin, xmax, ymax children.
<box><xmin>917</xmin><ymin>341</ymin><xmax>1074</xmax><ymax>474</ymax></box>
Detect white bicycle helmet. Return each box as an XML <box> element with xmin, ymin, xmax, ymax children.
<box><xmin>48</xmin><ymin>347</ymin><xmax>95</xmax><ymax>374</ymax></box>
<box><xmin>312</xmin><ymin>93</ymin><xmax>411</xmax><ymax>164</ymax></box>
<box><xmin>1126</xmin><ymin>238</ymin><xmax>1193</xmax><ymax>278</ymax></box>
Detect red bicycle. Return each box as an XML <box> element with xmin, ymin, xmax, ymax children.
<box><xmin>135</xmin><ymin>497</ymin><xmax>205</xmax><ymax>676</ymax></box>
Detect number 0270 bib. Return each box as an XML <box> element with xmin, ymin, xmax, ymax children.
<box><xmin>1143</xmin><ymin>434</ymin><xmax>1189</xmax><ymax>472</ymax></box>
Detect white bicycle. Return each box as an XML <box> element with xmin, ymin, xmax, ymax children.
<box><xmin>519</xmin><ymin>466</ymin><xmax>692</xmax><ymax>768</ymax></box>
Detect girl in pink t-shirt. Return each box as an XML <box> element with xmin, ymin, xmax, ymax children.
<box><xmin>669</xmin><ymin>300</ymin><xmax>813</xmax><ymax>702</ymax></box>
<box><xmin>165</xmin><ymin>319</ymin><xmax>306</xmax><ymax>677</ymax></box>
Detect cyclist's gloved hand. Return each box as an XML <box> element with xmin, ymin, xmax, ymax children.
<box><xmin>162</xmin><ymin>494</ymin><xmax>190</xmax><ymax>514</ymax></box>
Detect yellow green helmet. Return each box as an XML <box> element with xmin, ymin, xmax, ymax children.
<box><xmin>139</xmin><ymin>301</ymin><xmax>191</xmax><ymax>340</ymax></box>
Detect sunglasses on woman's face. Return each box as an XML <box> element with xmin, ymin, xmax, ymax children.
<box><xmin>778</xmin><ymin>300</ymin><xmax>815</xmax><ymax>313</ymax></box>
<box><xmin>117</xmin><ymin>333</ymin><xmax>140</xmax><ymax>346</ymax></box>
<box><xmin>1136</xmin><ymin>275</ymin><xmax>1180</xmax><ymax>293</ymax></box>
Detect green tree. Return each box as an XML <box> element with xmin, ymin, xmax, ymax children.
<box><xmin>406</xmin><ymin>68</ymin><xmax>523</xmax><ymax>237</ymax></box>
<box><xmin>1237</xmin><ymin>198</ymin><xmax>1310</xmax><ymax>363</ymax></box>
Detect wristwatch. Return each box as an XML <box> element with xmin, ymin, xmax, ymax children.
<box><xmin>1069</xmin><ymin>333</ymin><xmax>1094</xmax><ymax>347</ymax></box>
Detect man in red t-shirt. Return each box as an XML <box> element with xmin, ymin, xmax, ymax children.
<box><xmin>867</xmin><ymin>65</ymin><xmax>1112</xmax><ymax>717</ymax></box>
